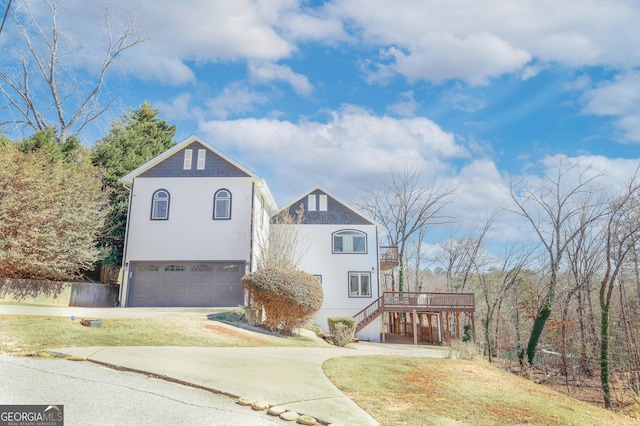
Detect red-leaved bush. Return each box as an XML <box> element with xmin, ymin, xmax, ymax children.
<box><xmin>242</xmin><ymin>268</ymin><xmax>323</xmax><ymax>335</ymax></box>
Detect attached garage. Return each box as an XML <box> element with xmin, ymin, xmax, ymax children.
<box><xmin>128</xmin><ymin>262</ymin><xmax>245</xmax><ymax>307</ymax></box>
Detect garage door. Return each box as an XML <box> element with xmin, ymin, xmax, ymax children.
<box><xmin>128</xmin><ymin>262</ymin><xmax>245</xmax><ymax>307</ymax></box>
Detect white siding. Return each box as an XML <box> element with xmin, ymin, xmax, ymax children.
<box><xmin>125</xmin><ymin>177</ymin><xmax>254</xmax><ymax>262</ymax></box>
<box><xmin>274</xmin><ymin>222</ymin><xmax>382</xmax><ymax>342</ymax></box>
<box><xmin>250</xmin><ymin>191</ymin><xmax>271</xmax><ymax>273</ymax></box>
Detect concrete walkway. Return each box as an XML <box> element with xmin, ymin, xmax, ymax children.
<box><xmin>2</xmin><ymin>305</ymin><xmax>447</xmax><ymax>425</ymax></box>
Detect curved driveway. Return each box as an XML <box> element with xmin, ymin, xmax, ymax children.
<box><xmin>1</xmin><ymin>304</ymin><xmax>446</xmax><ymax>425</ymax></box>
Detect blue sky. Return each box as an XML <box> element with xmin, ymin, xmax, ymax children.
<box><xmin>1</xmin><ymin>0</ymin><xmax>639</xmax><ymax>247</ymax></box>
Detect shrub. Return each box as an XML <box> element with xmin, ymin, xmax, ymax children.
<box><xmin>0</xmin><ymin>138</ymin><xmax>106</xmax><ymax>280</ymax></box>
<box><xmin>242</xmin><ymin>268</ymin><xmax>323</xmax><ymax>335</ymax></box>
<box><xmin>328</xmin><ymin>316</ymin><xmax>356</xmax><ymax>347</ymax></box>
<box><xmin>462</xmin><ymin>323</ymin><xmax>472</xmax><ymax>342</ymax></box>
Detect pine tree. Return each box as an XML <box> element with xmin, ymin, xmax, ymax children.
<box><xmin>91</xmin><ymin>102</ymin><xmax>176</xmax><ymax>268</ymax></box>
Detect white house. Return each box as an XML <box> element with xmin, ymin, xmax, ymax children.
<box><xmin>273</xmin><ymin>186</ymin><xmax>388</xmax><ymax>341</ymax></box>
<box><xmin>119</xmin><ymin>135</ymin><xmax>397</xmax><ymax>341</ymax></box>
<box><xmin>119</xmin><ymin>135</ymin><xmax>276</xmax><ymax>308</ymax></box>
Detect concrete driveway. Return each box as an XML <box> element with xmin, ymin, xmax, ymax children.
<box><xmin>2</xmin><ymin>304</ymin><xmax>447</xmax><ymax>425</ymax></box>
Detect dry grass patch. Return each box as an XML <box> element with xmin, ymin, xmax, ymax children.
<box><xmin>0</xmin><ymin>315</ymin><xmax>323</xmax><ymax>354</ymax></box>
<box><xmin>323</xmin><ymin>356</ymin><xmax>638</xmax><ymax>426</ymax></box>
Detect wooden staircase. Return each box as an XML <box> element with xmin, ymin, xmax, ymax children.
<box><xmin>353</xmin><ymin>295</ymin><xmax>384</xmax><ymax>333</ymax></box>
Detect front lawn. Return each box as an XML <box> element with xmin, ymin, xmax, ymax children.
<box><xmin>0</xmin><ymin>315</ymin><xmax>324</xmax><ymax>354</ymax></box>
<box><xmin>323</xmin><ymin>356</ymin><xmax>639</xmax><ymax>426</ymax></box>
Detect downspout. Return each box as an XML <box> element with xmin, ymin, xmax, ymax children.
<box><xmin>249</xmin><ymin>181</ymin><xmax>256</xmax><ymax>273</ymax></box>
<box><xmin>375</xmin><ymin>229</ymin><xmax>382</xmax><ymax>341</ymax></box>
<box><xmin>375</xmin><ymin>230</ymin><xmax>380</xmax><ymax>298</ymax></box>
<box><xmin>118</xmin><ymin>179</ymin><xmax>134</xmax><ymax>307</ymax></box>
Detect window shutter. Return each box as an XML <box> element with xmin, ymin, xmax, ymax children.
<box><xmin>197</xmin><ymin>149</ymin><xmax>206</xmax><ymax>170</ymax></box>
<box><xmin>183</xmin><ymin>149</ymin><xmax>193</xmax><ymax>169</ymax></box>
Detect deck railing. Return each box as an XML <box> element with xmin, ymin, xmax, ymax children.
<box><xmin>383</xmin><ymin>292</ymin><xmax>475</xmax><ymax>311</ymax></box>
<box><xmin>354</xmin><ymin>291</ymin><xmax>475</xmax><ymax>332</ymax></box>
<box><xmin>353</xmin><ymin>295</ymin><xmax>384</xmax><ymax>330</ymax></box>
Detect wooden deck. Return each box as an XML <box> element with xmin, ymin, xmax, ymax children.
<box><xmin>354</xmin><ymin>291</ymin><xmax>476</xmax><ymax>345</ymax></box>
<box><xmin>382</xmin><ymin>292</ymin><xmax>475</xmax><ymax>312</ymax></box>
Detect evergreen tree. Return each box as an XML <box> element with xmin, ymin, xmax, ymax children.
<box><xmin>0</xmin><ymin>134</ymin><xmax>105</xmax><ymax>279</ymax></box>
<box><xmin>91</xmin><ymin>102</ymin><xmax>176</xmax><ymax>268</ymax></box>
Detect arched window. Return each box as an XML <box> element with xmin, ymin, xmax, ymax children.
<box><xmin>332</xmin><ymin>230</ymin><xmax>367</xmax><ymax>253</ymax></box>
<box><xmin>151</xmin><ymin>190</ymin><xmax>170</xmax><ymax>220</ymax></box>
<box><xmin>213</xmin><ymin>189</ymin><xmax>232</xmax><ymax>219</ymax></box>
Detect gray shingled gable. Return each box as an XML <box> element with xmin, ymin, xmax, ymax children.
<box><xmin>278</xmin><ymin>189</ymin><xmax>373</xmax><ymax>225</ymax></box>
<box><xmin>139</xmin><ymin>142</ymin><xmax>251</xmax><ymax>178</ymax></box>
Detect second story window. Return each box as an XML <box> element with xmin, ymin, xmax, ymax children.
<box><xmin>151</xmin><ymin>190</ymin><xmax>170</xmax><ymax>220</ymax></box>
<box><xmin>213</xmin><ymin>189</ymin><xmax>232</xmax><ymax>220</ymax></box>
<box><xmin>333</xmin><ymin>230</ymin><xmax>367</xmax><ymax>253</ymax></box>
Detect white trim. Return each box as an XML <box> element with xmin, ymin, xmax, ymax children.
<box><xmin>197</xmin><ymin>149</ymin><xmax>206</xmax><ymax>170</ymax></box>
<box><xmin>308</xmin><ymin>194</ymin><xmax>316</xmax><ymax>211</ymax></box>
<box><xmin>183</xmin><ymin>149</ymin><xmax>192</xmax><ymax>170</ymax></box>
<box><xmin>349</xmin><ymin>271</ymin><xmax>372</xmax><ymax>297</ymax></box>
<box><xmin>319</xmin><ymin>194</ymin><xmax>327</xmax><ymax>211</ymax></box>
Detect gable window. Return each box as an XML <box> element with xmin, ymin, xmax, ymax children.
<box><xmin>319</xmin><ymin>194</ymin><xmax>327</xmax><ymax>211</ymax></box>
<box><xmin>308</xmin><ymin>194</ymin><xmax>316</xmax><ymax>211</ymax></box>
<box><xmin>151</xmin><ymin>190</ymin><xmax>170</xmax><ymax>220</ymax></box>
<box><xmin>197</xmin><ymin>149</ymin><xmax>206</xmax><ymax>170</ymax></box>
<box><xmin>349</xmin><ymin>272</ymin><xmax>371</xmax><ymax>297</ymax></box>
<box><xmin>213</xmin><ymin>189</ymin><xmax>232</xmax><ymax>220</ymax></box>
<box><xmin>183</xmin><ymin>149</ymin><xmax>193</xmax><ymax>169</ymax></box>
<box><xmin>333</xmin><ymin>230</ymin><xmax>367</xmax><ymax>253</ymax></box>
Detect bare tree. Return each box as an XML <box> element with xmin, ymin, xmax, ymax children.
<box><xmin>435</xmin><ymin>220</ymin><xmax>491</xmax><ymax>293</ymax></box>
<box><xmin>509</xmin><ymin>159</ymin><xmax>605</xmax><ymax>366</ymax></box>
<box><xmin>357</xmin><ymin>167</ymin><xmax>457</xmax><ymax>291</ymax></box>
<box><xmin>564</xmin><ymin>208</ymin><xmax>604</xmax><ymax>376</ymax></box>
<box><xmin>256</xmin><ymin>204</ymin><xmax>309</xmax><ymax>270</ymax></box>
<box><xmin>477</xmin><ymin>240</ymin><xmax>534</xmax><ymax>363</ymax></box>
<box><xmin>0</xmin><ymin>0</ymin><xmax>145</xmax><ymax>143</ymax></box>
<box><xmin>598</xmin><ymin>170</ymin><xmax>640</xmax><ymax>408</ymax></box>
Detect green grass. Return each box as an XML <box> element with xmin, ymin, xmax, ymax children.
<box><xmin>4</xmin><ymin>314</ymin><xmax>638</xmax><ymax>425</ymax></box>
<box><xmin>0</xmin><ymin>315</ymin><xmax>324</xmax><ymax>354</ymax></box>
<box><xmin>323</xmin><ymin>356</ymin><xmax>639</xmax><ymax>426</ymax></box>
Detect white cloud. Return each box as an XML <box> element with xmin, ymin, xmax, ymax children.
<box><xmin>581</xmin><ymin>71</ymin><xmax>640</xmax><ymax>142</ymax></box>
<box><xmin>279</xmin><ymin>8</ymin><xmax>348</xmax><ymax>43</ymax></box>
<box><xmin>387</xmin><ymin>91</ymin><xmax>420</xmax><ymax>117</ymax></box>
<box><xmin>198</xmin><ymin>106</ymin><xmax>467</xmax><ymax>202</ymax></box>
<box><xmin>449</xmin><ymin>158</ymin><xmax>512</xmax><ymax>226</ymax></box>
<box><xmin>248</xmin><ymin>62</ymin><xmax>314</xmax><ymax>96</ymax></box>
<box><xmin>386</xmin><ymin>32</ymin><xmax>531</xmax><ymax>86</ymax></box>
<box><xmin>155</xmin><ymin>93</ymin><xmax>199</xmax><ymax>122</ymax></box>
<box><xmin>25</xmin><ymin>0</ymin><xmax>640</xmax><ymax>92</ymax></box>
<box><xmin>205</xmin><ymin>83</ymin><xmax>270</xmax><ymax>119</ymax></box>
<box><xmin>325</xmin><ymin>0</ymin><xmax>640</xmax><ymax>83</ymax></box>
<box><xmin>565</xmin><ymin>75</ymin><xmax>592</xmax><ymax>92</ymax></box>
<box><xmin>440</xmin><ymin>85</ymin><xmax>486</xmax><ymax>113</ymax></box>
<box><xmin>538</xmin><ymin>154</ymin><xmax>640</xmax><ymax>191</ymax></box>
